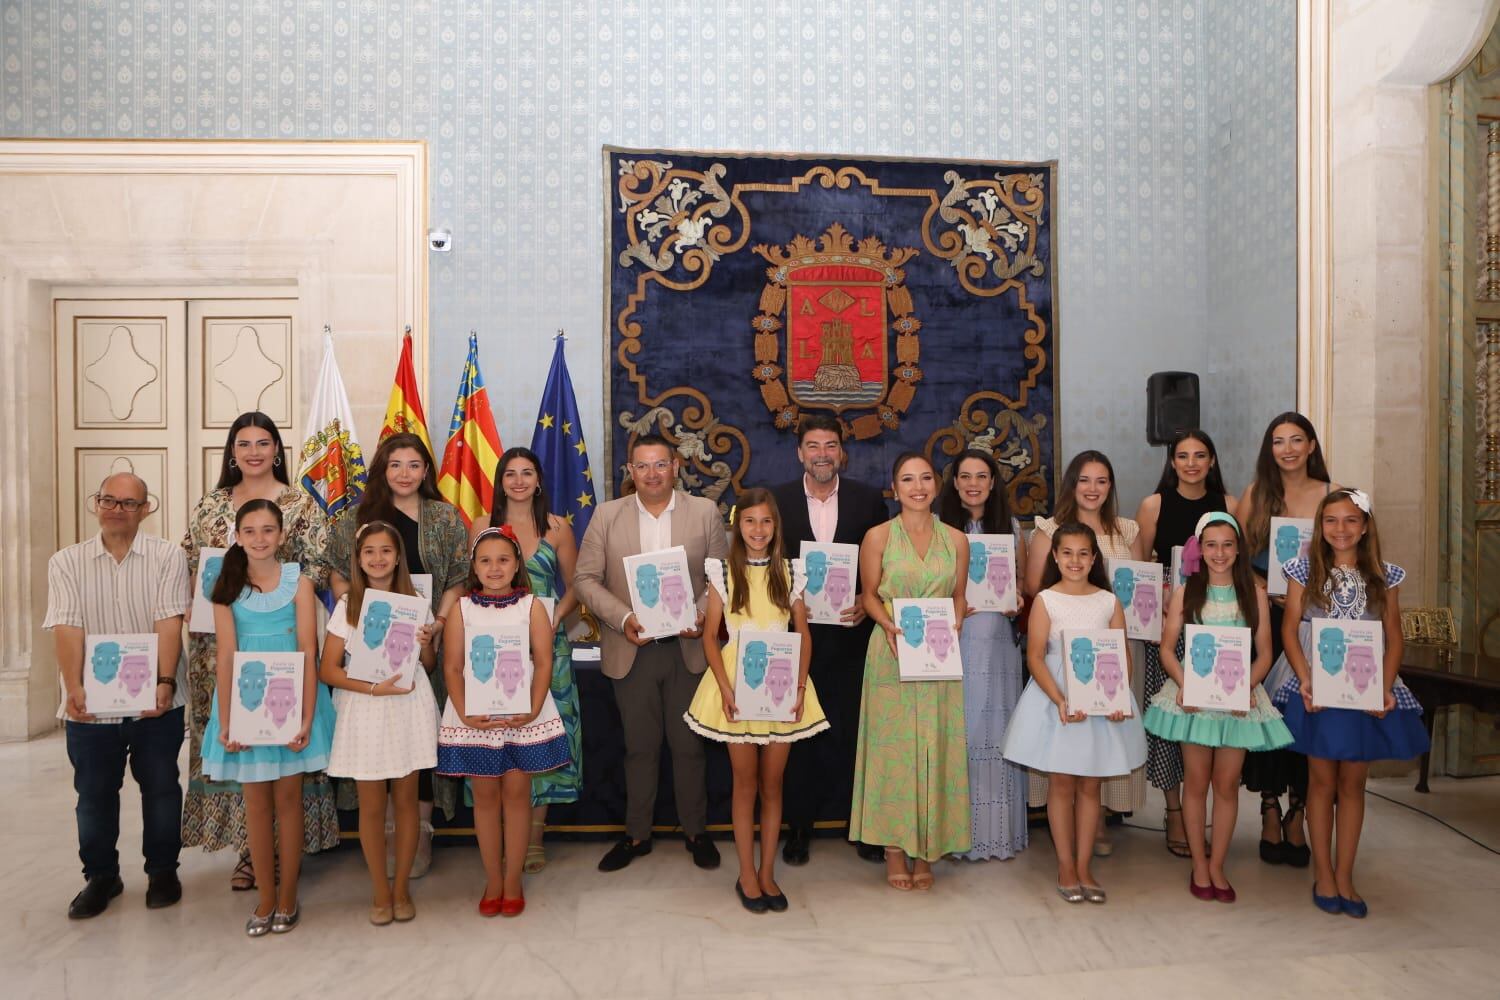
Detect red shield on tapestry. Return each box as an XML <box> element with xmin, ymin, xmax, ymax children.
<box><xmin>785</xmin><ymin>263</ymin><xmax>888</xmax><ymax>412</ymax></box>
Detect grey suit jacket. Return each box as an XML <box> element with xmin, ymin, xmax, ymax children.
<box><xmin>574</xmin><ymin>490</ymin><xmax>730</xmax><ymax>680</ymax></box>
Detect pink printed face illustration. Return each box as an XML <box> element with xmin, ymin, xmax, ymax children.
<box><xmin>1095</xmin><ymin>652</ymin><xmax>1123</xmax><ymax>699</ymax></box>
<box><xmin>824</xmin><ymin>567</ymin><xmax>852</xmax><ymax>611</ymax></box>
<box><xmin>1134</xmin><ymin>585</ymin><xmax>1159</xmax><ymax>625</ymax></box>
<box><xmin>496</xmin><ymin>650</ymin><xmax>526</xmax><ymax>699</ymax></box>
<box><xmin>384</xmin><ymin>622</ymin><xmax>416</xmax><ymax>674</ymax></box>
<box><xmin>1214</xmin><ymin>649</ymin><xmax>1245</xmax><ymax>694</ymax></box>
<box><xmin>660</xmin><ymin>574</ymin><xmax>689</xmax><ymax>618</ymax></box>
<box><xmin>925</xmin><ymin>620</ymin><xmax>955</xmax><ymax>661</ymax></box>
<box><xmin>766</xmin><ymin>657</ymin><xmax>795</xmax><ymax>704</ymax></box>
<box><xmin>264</xmin><ymin>677</ymin><xmax>297</xmax><ymax>728</ymax></box>
<box><xmin>1345</xmin><ymin>645</ymin><xmax>1378</xmax><ymax>693</ymax></box>
<box><xmin>118</xmin><ymin>654</ymin><xmax>152</xmax><ymax>698</ymax></box>
<box><xmin>986</xmin><ymin>556</ymin><xmax>1013</xmax><ymax>601</ymax></box>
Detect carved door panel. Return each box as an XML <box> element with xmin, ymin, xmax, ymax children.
<box><xmin>186</xmin><ymin>300</ymin><xmax>299</xmax><ymax>501</ymax></box>
<box><xmin>54</xmin><ymin>300</ymin><xmax>188</xmax><ymax>546</ymax></box>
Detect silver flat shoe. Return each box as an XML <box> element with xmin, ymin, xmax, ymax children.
<box><xmin>245</xmin><ymin>910</ymin><xmax>273</xmax><ymax>937</ymax></box>
<box><xmin>1082</xmin><ymin>884</ymin><xmax>1107</xmax><ymax>904</ymax></box>
<box><xmin>270</xmin><ymin>904</ymin><xmax>300</xmax><ymax>933</ymax></box>
<box><xmin>1056</xmin><ymin>884</ymin><xmax>1086</xmax><ymax>903</ymax></box>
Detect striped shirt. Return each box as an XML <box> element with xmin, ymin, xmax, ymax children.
<box><xmin>43</xmin><ymin>531</ymin><xmax>190</xmax><ymax>724</ymax></box>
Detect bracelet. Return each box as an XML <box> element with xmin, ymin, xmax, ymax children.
<box><xmin>797</xmin><ymin>683</ymin><xmax>807</xmax><ymax>691</ymax></box>
<box><xmin>369</xmin><ymin>681</ymin><xmax>377</xmax><ymax>696</ymax></box>
<box><xmin>157</xmin><ymin>676</ymin><xmax>177</xmax><ymax>690</ymax></box>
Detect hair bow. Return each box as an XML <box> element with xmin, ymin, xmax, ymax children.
<box><xmin>1344</xmin><ymin>488</ymin><xmax>1371</xmax><ymax>514</ymax></box>
<box><xmin>1181</xmin><ymin>535</ymin><xmax>1202</xmax><ymax>576</ymax></box>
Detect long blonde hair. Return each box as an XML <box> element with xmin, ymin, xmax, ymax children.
<box><xmin>345</xmin><ymin>521</ymin><xmax>419</xmax><ymax>624</ymax></box>
<box><xmin>1303</xmin><ymin>489</ymin><xmax>1387</xmax><ymax>617</ymax></box>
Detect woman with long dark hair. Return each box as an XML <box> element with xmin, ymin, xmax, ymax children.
<box><xmin>1236</xmin><ymin>412</ymin><xmax>1338</xmax><ymax>868</ymax></box>
<box><xmin>181</xmin><ymin>412</ymin><xmax>334</xmax><ymax>891</ymax></box>
<box><xmin>326</xmin><ymin>431</ymin><xmax>470</xmax><ymax>878</ymax></box>
<box><xmin>1132</xmin><ymin>429</ymin><xmax>1237</xmax><ymax>857</ymax></box>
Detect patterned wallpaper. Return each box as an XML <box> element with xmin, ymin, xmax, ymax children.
<box><xmin>1</xmin><ymin>0</ymin><xmax>1295</xmax><ymax>509</ymax></box>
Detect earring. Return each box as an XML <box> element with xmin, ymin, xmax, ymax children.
<box><xmin>229</xmin><ymin>458</ymin><xmax>238</xmax><ymax>469</ymax></box>
<box><xmin>273</xmin><ymin>454</ymin><xmax>283</xmax><ymax>467</ymax></box>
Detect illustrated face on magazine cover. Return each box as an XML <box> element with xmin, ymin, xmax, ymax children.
<box><xmin>1189</xmin><ymin>632</ymin><xmax>1218</xmax><ymax>678</ymax></box>
<box><xmin>1214</xmin><ymin>648</ymin><xmax>1245</xmax><ymax>694</ymax></box>
<box><xmin>384</xmin><ymin>621</ymin><xmax>416</xmax><ymax>673</ymax></box>
<box><xmin>1275</xmin><ymin>524</ymin><xmax>1303</xmax><ymax>565</ymax></box>
<box><xmin>1070</xmin><ymin>637</ymin><xmax>1097</xmax><ymax>684</ymax></box>
<box><xmin>362</xmin><ymin>600</ymin><xmax>393</xmax><ymax>649</ymax></box>
<box><xmin>899</xmin><ymin>605</ymin><xmax>926</xmax><ymax>648</ymax></box>
<box><xmin>660</xmin><ymin>574</ymin><xmax>689</xmax><ymax>618</ymax></box>
<box><xmin>469</xmin><ymin>635</ymin><xmax>497</xmax><ymax>683</ymax></box>
<box><xmin>201</xmin><ymin>555</ymin><xmax>223</xmax><ymax>599</ymax></box>
<box><xmin>924</xmin><ymin>619</ymin><xmax>954</xmax><ymax>661</ymax></box>
<box><xmin>1111</xmin><ymin>566</ymin><xmax>1136</xmax><ymax>607</ymax></box>
<box><xmin>1317</xmin><ymin>627</ymin><xmax>1348</xmax><ymax>675</ymax></box>
<box><xmin>804</xmin><ymin>550</ymin><xmax>828</xmax><ymax>595</ymax></box>
<box><xmin>237</xmin><ymin>660</ymin><xmax>268</xmax><ymax>710</ymax></box>
<box><xmin>968</xmin><ymin>542</ymin><xmax>988</xmax><ymax>584</ymax></box>
<box><xmin>634</xmin><ymin>564</ymin><xmax>661</xmax><ymax>608</ymax></box>
<box><xmin>496</xmin><ymin>649</ymin><xmax>525</xmax><ymax>698</ymax></box>
<box><xmin>1135</xmin><ymin>583</ymin><xmax>1158</xmax><ymax>625</ymax></box>
<box><xmin>766</xmin><ymin>658</ymin><xmax>794</xmax><ymax>704</ymax></box>
<box><xmin>986</xmin><ymin>554</ymin><xmax>1012</xmax><ymax>601</ymax></box>
<box><xmin>1095</xmin><ymin>652</ymin><xmax>1123</xmax><ymax>699</ymax></box>
<box><xmin>741</xmin><ymin>640</ymin><xmax>769</xmax><ymax>689</ymax></box>
<box><xmin>1345</xmin><ymin>644</ymin><xmax>1378</xmax><ymax>693</ymax></box>
<box><xmin>264</xmin><ymin>676</ymin><xmax>297</xmax><ymax>728</ymax></box>
<box><xmin>119</xmin><ymin>654</ymin><xmax>152</xmax><ymax>697</ymax></box>
<box><xmin>824</xmin><ymin>567</ymin><xmax>852</xmax><ymax>611</ymax></box>
<box><xmin>90</xmin><ymin>641</ymin><xmax>122</xmax><ymax>685</ymax></box>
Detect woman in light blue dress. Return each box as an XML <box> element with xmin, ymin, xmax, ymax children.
<box><xmin>938</xmin><ymin>449</ymin><xmax>1028</xmax><ymax>861</ymax></box>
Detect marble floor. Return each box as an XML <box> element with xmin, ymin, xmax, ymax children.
<box><xmin>3</xmin><ymin>732</ymin><xmax>1497</xmax><ymax>1000</ymax></box>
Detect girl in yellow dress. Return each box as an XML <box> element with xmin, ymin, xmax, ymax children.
<box><xmin>685</xmin><ymin>489</ymin><xmax>828</xmax><ymax>913</ymax></box>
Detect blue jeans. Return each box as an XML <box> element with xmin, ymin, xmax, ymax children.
<box><xmin>65</xmin><ymin>707</ymin><xmax>185</xmax><ymax>880</ymax></box>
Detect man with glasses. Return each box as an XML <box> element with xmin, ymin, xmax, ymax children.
<box><xmin>43</xmin><ymin>472</ymin><xmax>190</xmax><ymax>918</ymax></box>
<box><xmin>772</xmin><ymin>415</ymin><xmax>890</xmax><ymax>865</ymax></box>
<box><xmin>575</xmin><ymin>434</ymin><xmax>729</xmax><ymax>871</ymax></box>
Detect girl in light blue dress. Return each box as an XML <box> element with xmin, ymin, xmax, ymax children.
<box><xmin>202</xmin><ymin>499</ymin><xmax>335</xmax><ymax>937</ymax></box>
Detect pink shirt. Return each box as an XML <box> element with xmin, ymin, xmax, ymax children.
<box><xmin>805</xmin><ymin>475</ymin><xmax>840</xmax><ymax>544</ymax></box>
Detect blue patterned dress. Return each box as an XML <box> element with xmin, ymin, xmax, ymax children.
<box><xmin>527</xmin><ymin>540</ymin><xmax>583</xmax><ymax>805</ymax></box>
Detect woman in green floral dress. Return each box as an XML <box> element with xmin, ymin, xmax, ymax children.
<box><xmin>851</xmin><ymin>452</ymin><xmax>972</xmax><ymax>890</ymax></box>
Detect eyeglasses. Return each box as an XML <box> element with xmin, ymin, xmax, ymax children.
<box><xmin>93</xmin><ymin>494</ymin><xmax>147</xmax><ymax>512</ymax></box>
<box><xmin>631</xmin><ymin>461</ymin><xmax>673</xmax><ymax>474</ymax></box>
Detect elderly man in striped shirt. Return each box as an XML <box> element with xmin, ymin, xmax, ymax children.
<box><xmin>43</xmin><ymin>472</ymin><xmax>190</xmax><ymax>919</ymax></box>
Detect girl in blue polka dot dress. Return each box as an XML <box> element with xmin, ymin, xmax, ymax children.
<box><xmin>437</xmin><ymin>526</ymin><xmax>570</xmax><ymax>918</ymax></box>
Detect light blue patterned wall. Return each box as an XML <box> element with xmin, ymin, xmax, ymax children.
<box><xmin>2</xmin><ymin>0</ymin><xmax>1295</xmax><ymax>508</ymax></box>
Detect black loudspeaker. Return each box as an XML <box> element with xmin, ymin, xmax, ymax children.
<box><xmin>1146</xmin><ymin>371</ymin><xmax>1200</xmax><ymax>445</ymax></box>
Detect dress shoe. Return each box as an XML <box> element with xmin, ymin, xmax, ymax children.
<box><xmin>145</xmin><ymin>872</ymin><xmax>182</xmax><ymax>909</ymax></box>
<box><xmin>763</xmin><ymin>888</ymin><xmax>789</xmax><ymax>912</ymax></box>
<box><xmin>369</xmin><ymin>904</ymin><xmax>394</xmax><ymax>926</ymax></box>
<box><xmin>1189</xmin><ymin>875</ymin><xmax>1216</xmax><ymax>901</ymax></box>
<box><xmin>855</xmin><ymin>841</ymin><xmax>885</xmax><ymax>864</ymax></box>
<box><xmin>1081</xmin><ymin>884</ymin><xmax>1107</xmax><ymax>904</ymax></box>
<box><xmin>685</xmin><ymin>834</ymin><xmax>721</xmax><ymax>869</ymax></box>
<box><xmin>1212</xmin><ymin>882</ymin><xmax>1237</xmax><ymax>904</ymax></box>
<box><xmin>1056</xmin><ymin>884</ymin><xmax>1085</xmax><ymax>903</ymax></box>
<box><xmin>68</xmin><ymin>875</ymin><xmax>124</xmax><ymax>919</ymax></box>
<box><xmin>499</xmin><ymin>894</ymin><xmax>525</xmax><ymax>917</ymax></box>
<box><xmin>782</xmin><ymin>827</ymin><xmax>811</xmax><ymax>866</ymax></box>
<box><xmin>597</xmin><ymin>837</ymin><xmax>652</xmax><ymax>872</ymax></box>
<box><xmin>245</xmin><ymin>909</ymin><xmax>274</xmax><ymax>937</ymax></box>
<box><xmin>1312</xmin><ymin>886</ymin><xmax>1343</xmax><ymax>915</ymax></box>
<box><xmin>393</xmin><ymin>897</ymin><xmax>416</xmax><ymax>922</ymax></box>
<box><xmin>478</xmin><ymin>895</ymin><xmax>504</xmax><ymax>917</ymax></box>
<box><xmin>1340</xmin><ymin>895</ymin><xmax>1368</xmax><ymax>919</ymax></box>
<box><xmin>270</xmin><ymin>904</ymin><xmax>300</xmax><ymax>934</ymax></box>
<box><xmin>735</xmin><ymin>881</ymin><xmax>769</xmax><ymax>914</ymax></box>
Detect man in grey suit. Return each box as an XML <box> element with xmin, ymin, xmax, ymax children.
<box><xmin>575</xmin><ymin>434</ymin><xmax>729</xmax><ymax>871</ymax></box>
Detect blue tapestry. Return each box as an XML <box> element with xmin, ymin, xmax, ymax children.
<box><xmin>604</xmin><ymin>148</ymin><xmax>1058</xmax><ymax>515</ymax></box>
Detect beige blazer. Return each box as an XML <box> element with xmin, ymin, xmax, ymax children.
<box><xmin>574</xmin><ymin>490</ymin><xmax>730</xmax><ymax>680</ymax></box>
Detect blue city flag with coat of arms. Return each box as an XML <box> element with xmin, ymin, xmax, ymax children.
<box><xmin>531</xmin><ymin>334</ymin><xmax>596</xmax><ymax>543</ymax></box>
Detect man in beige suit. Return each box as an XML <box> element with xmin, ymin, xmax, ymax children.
<box><xmin>575</xmin><ymin>434</ymin><xmax>729</xmax><ymax>872</ymax></box>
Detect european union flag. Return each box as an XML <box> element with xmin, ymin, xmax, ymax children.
<box><xmin>531</xmin><ymin>335</ymin><xmax>596</xmax><ymax>542</ymax></box>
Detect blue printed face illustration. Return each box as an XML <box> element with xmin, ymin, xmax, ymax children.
<box><xmin>200</xmin><ymin>555</ymin><xmax>223</xmax><ymax>599</ymax></box>
<box><xmin>804</xmin><ymin>551</ymin><xmax>828</xmax><ymax>595</ymax></box>
<box><xmin>1112</xmin><ymin>567</ymin><xmax>1136</xmax><ymax>607</ymax></box>
<box><xmin>1189</xmin><ymin>633</ymin><xmax>1218</xmax><ymax>677</ymax></box>
<box><xmin>1070</xmin><ymin>638</ymin><xmax>1097</xmax><ymax>684</ymax></box>
<box><xmin>1317</xmin><ymin>627</ymin><xmax>1348</xmax><ymax>675</ymax></box>
<box><xmin>634</xmin><ymin>564</ymin><xmax>661</xmax><ymax>608</ymax></box>
<box><xmin>237</xmin><ymin>660</ymin><xmax>268</xmax><ymax>711</ymax></box>
<box><xmin>742</xmin><ymin>640</ymin><xmax>769</xmax><ymax>689</ymax></box>
<box><xmin>898</xmin><ymin>605</ymin><xmax>926</xmax><ymax>648</ymax></box>
<box><xmin>469</xmin><ymin>635</ymin><xmax>497</xmax><ymax>683</ymax></box>
<box><xmin>362</xmin><ymin>600</ymin><xmax>393</xmax><ymax>649</ymax></box>
<box><xmin>968</xmin><ymin>542</ymin><xmax>989</xmax><ymax>584</ymax></box>
<box><xmin>90</xmin><ymin>641</ymin><xmax>123</xmax><ymax>685</ymax></box>
<box><xmin>1274</xmin><ymin>524</ymin><xmax>1303</xmax><ymax>564</ymax></box>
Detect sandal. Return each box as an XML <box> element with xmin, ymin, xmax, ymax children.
<box><xmin>912</xmin><ymin>863</ymin><xmax>934</xmax><ymax>891</ymax></box>
<box><xmin>524</xmin><ymin>820</ymin><xmax>548</xmax><ymax>875</ymax></box>
<box><xmin>230</xmin><ymin>853</ymin><xmax>255</xmax><ymax>892</ymax></box>
<box><xmin>1164</xmin><ymin>807</ymin><xmax>1191</xmax><ymax>859</ymax></box>
<box><xmin>1258</xmin><ymin>796</ymin><xmax>1286</xmax><ymax>865</ymax></box>
<box><xmin>883</xmin><ymin>848</ymin><xmax>913</xmax><ymax>891</ymax></box>
<box><xmin>1281</xmin><ymin>795</ymin><xmax>1311</xmax><ymax>868</ymax></box>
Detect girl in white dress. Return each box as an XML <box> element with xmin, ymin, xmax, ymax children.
<box><xmin>321</xmin><ymin>521</ymin><xmax>439</xmax><ymax>925</ymax></box>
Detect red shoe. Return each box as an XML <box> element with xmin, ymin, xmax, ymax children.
<box><xmin>1189</xmin><ymin>874</ymin><xmax>1215</xmax><ymax>901</ymax></box>
<box><xmin>499</xmin><ymin>894</ymin><xmax>525</xmax><ymax>917</ymax></box>
<box><xmin>1213</xmin><ymin>882</ymin><xmax>1237</xmax><ymax>904</ymax></box>
<box><xmin>478</xmin><ymin>896</ymin><xmax>504</xmax><ymax>917</ymax></box>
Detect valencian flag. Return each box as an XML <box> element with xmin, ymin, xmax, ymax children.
<box><xmin>531</xmin><ymin>334</ymin><xmax>597</xmax><ymax>542</ymax></box>
<box><xmin>379</xmin><ymin>329</ymin><xmax>434</xmax><ymax>457</ymax></box>
<box><xmin>298</xmin><ymin>333</ymin><xmax>368</xmax><ymax>522</ymax></box>
<box><xmin>436</xmin><ymin>332</ymin><xmax>503</xmax><ymax>527</ymax></box>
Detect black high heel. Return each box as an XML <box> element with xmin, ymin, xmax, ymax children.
<box><xmin>1258</xmin><ymin>796</ymin><xmax>1286</xmax><ymax>865</ymax></box>
<box><xmin>1281</xmin><ymin>794</ymin><xmax>1311</xmax><ymax>868</ymax></box>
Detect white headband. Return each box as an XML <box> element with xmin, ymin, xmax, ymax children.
<box><xmin>1345</xmin><ymin>489</ymin><xmax>1371</xmax><ymax>514</ymax></box>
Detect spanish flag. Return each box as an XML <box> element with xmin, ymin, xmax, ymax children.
<box><xmin>436</xmin><ymin>333</ymin><xmax>503</xmax><ymax>527</ymax></box>
<box><xmin>379</xmin><ymin>330</ymin><xmax>433</xmax><ymax>456</ymax></box>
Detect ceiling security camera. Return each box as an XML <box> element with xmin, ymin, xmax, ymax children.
<box><xmin>428</xmin><ymin>228</ymin><xmax>452</xmax><ymax>252</ymax></box>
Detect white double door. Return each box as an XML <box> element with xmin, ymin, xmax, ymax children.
<box><xmin>54</xmin><ymin>297</ymin><xmax>299</xmax><ymax>548</ymax></box>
